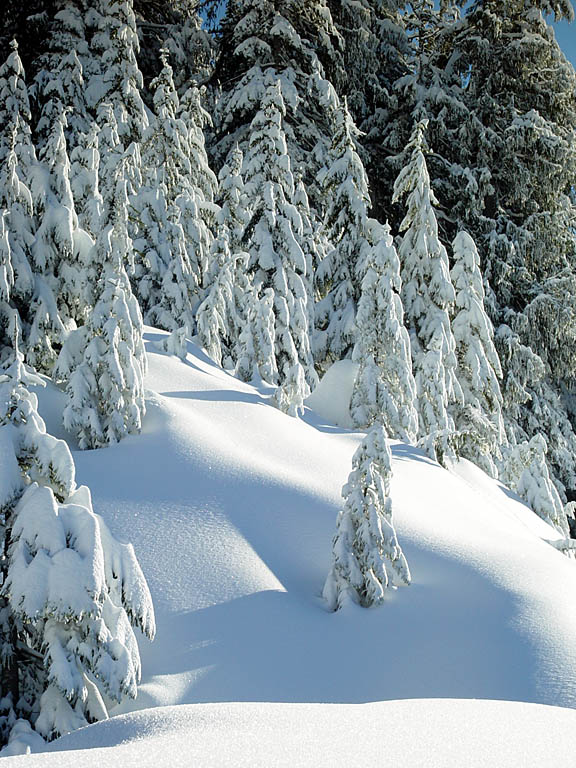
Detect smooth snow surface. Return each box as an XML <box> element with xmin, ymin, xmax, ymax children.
<box><xmin>6</xmin><ymin>699</ymin><xmax>576</xmax><ymax>767</ymax></box>
<box><xmin>17</xmin><ymin>328</ymin><xmax>576</xmax><ymax>760</ymax></box>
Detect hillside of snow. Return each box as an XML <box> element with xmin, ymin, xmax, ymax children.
<box><xmin>7</xmin><ymin>327</ymin><xmax>576</xmax><ymax>764</ymax></box>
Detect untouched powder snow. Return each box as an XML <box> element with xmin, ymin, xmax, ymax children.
<box><xmin>19</xmin><ymin>328</ymin><xmax>576</xmax><ymax>762</ymax></box>
<box><xmin>6</xmin><ymin>699</ymin><xmax>576</xmax><ymax>767</ymax></box>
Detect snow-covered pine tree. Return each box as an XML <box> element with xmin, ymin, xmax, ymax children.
<box><xmin>392</xmin><ymin>118</ymin><xmax>462</xmax><ymax>464</ymax></box>
<box><xmin>0</xmin><ymin>135</ymin><xmax>35</xmax><ymax>358</ymax></box>
<box><xmin>69</xmin><ymin>122</ymin><xmax>104</xmax><ymax>241</ymax></box>
<box><xmin>59</xmin><ymin>158</ymin><xmax>146</xmax><ymax>449</ymax></box>
<box><xmin>32</xmin><ymin>1</ymin><xmax>99</xmax><ymax>95</ymax></box>
<box><xmin>34</xmin><ymin>47</ymin><xmax>90</xmax><ymax>153</ymax></box>
<box><xmin>294</xmin><ymin>177</ymin><xmax>325</xmax><ymax>289</ymax></box>
<box><xmin>196</xmin><ymin>226</ymin><xmax>236</xmax><ymax>368</ymax></box>
<box><xmin>315</xmin><ymin>98</ymin><xmax>374</xmax><ymax>372</ymax></box>
<box><xmin>323</xmin><ymin>424</ymin><xmax>410</xmax><ymax>611</ymax></box>
<box><xmin>425</xmin><ymin>0</ymin><xmax>576</xmax><ymax>495</ymax></box>
<box><xmin>216</xmin><ymin>146</ymin><xmax>254</xmax><ymax>362</ymax></box>
<box><xmin>218</xmin><ymin>144</ymin><xmax>249</xmax><ymax>256</ymax></box>
<box><xmin>391</xmin><ymin>0</ymin><xmax>474</xmax><ymax>246</ymax></box>
<box><xmin>495</xmin><ymin>321</ymin><xmax>576</xmax><ymax>500</ymax></box>
<box><xmin>439</xmin><ymin>0</ymin><xmax>576</xmax><ymax>316</ymax></box>
<box><xmin>162</xmin><ymin>10</ymin><xmax>215</xmax><ymax>94</ymax></box>
<box><xmin>0</xmin><ymin>42</ymin><xmax>36</xmax><ymax>321</ymax></box>
<box><xmin>0</xmin><ymin>41</ymin><xmax>37</xmax><ymax>179</ymax></box>
<box><xmin>180</xmin><ymin>84</ymin><xmax>218</xmax><ymax>209</ymax></box>
<box><xmin>0</xmin><ymin>214</ymin><xmax>17</xmax><ymax>351</ymax></box>
<box><xmin>242</xmin><ymin>80</ymin><xmax>315</xmax><ymax>413</ymax></box>
<box><xmin>211</xmin><ymin>0</ymin><xmax>342</xmax><ymax>210</ymax></box>
<box><xmin>350</xmin><ymin>221</ymin><xmax>418</xmax><ymax>443</ymax></box>
<box><xmin>95</xmin><ymin>100</ymin><xmax>142</xmax><ymax>236</ymax></box>
<box><xmin>235</xmin><ymin>287</ymin><xmax>278</xmax><ymax>386</ymax></box>
<box><xmin>293</xmin><ymin>178</ymin><xmax>323</xmax><ymax>391</ymax></box>
<box><xmin>0</xmin><ymin>323</ymin><xmax>154</xmax><ymax>750</ymax></box>
<box><xmin>31</xmin><ymin>102</ymin><xmax>83</xmax><ymax>336</ymax></box>
<box><xmin>132</xmin><ymin>50</ymin><xmax>197</xmax><ymax>328</ymax></box>
<box><xmin>326</xmin><ymin>0</ymin><xmax>410</xmax><ymax>222</ymax></box>
<box><xmin>501</xmin><ymin>435</ymin><xmax>571</xmax><ymax>539</ymax></box>
<box><xmin>196</xmin><ymin>144</ymin><xmax>255</xmax><ymax>371</ymax></box>
<box><xmin>0</xmin><ymin>41</ymin><xmax>66</xmax><ymax>376</ymax></box>
<box><xmin>87</xmin><ymin>0</ymin><xmax>149</xmax><ymax>146</ymax></box>
<box><xmin>450</xmin><ymin>231</ymin><xmax>505</xmax><ymax>476</ymax></box>
<box><xmin>177</xmin><ymin>83</ymin><xmax>217</xmax><ymax>297</ymax></box>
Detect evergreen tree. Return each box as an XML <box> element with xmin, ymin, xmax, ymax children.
<box><xmin>216</xmin><ymin>146</ymin><xmax>254</xmax><ymax>362</ymax></box>
<box><xmin>132</xmin><ymin>51</ymin><xmax>195</xmax><ymax>325</ymax></box>
<box><xmin>0</xmin><ymin>41</ymin><xmax>66</xmax><ymax>375</ymax></box>
<box><xmin>162</xmin><ymin>11</ymin><xmax>215</xmax><ymax>94</ymax></box>
<box><xmin>392</xmin><ymin>119</ymin><xmax>462</xmax><ymax>463</ymax></box>
<box><xmin>0</xmin><ymin>325</ymin><xmax>154</xmax><ymax>749</ymax></box>
<box><xmin>0</xmin><ymin>135</ymin><xmax>35</xmax><ymax>352</ymax></box>
<box><xmin>450</xmin><ymin>231</ymin><xmax>505</xmax><ymax>476</ymax></box>
<box><xmin>293</xmin><ymin>178</ymin><xmax>323</xmax><ymax>390</ymax></box>
<box><xmin>69</xmin><ymin>122</ymin><xmax>104</xmax><ymax>241</ymax></box>
<box><xmin>211</xmin><ymin>0</ymin><xmax>342</xmax><ymax>208</ymax></box>
<box><xmin>34</xmin><ymin>47</ymin><xmax>90</xmax><ymax>152</ymax></box>
<box><xmin>31</xmin><ymin>103</ymin><xmax>82</xmax><ymax>333</ymax></box>
<box><xmin>88</xmin><ymin>0</ymin><xmax>149</xmax><ymax>146</ymax></box>
<box><xmin>0</xmin><ymin>41</ymin><xmax>37</xmax><ymax>177</ymax></box>
<box><xmin>441</xmin><ymin>0</ymin><xmax>576</xmax><ymax>313</ymax></box>
<box><xmin>176</xmin><ymin>83</ymin><xmax>217</xmax><ymax>304</ymax></box>
<box><xmin>0</xmin><ymin>42</ymin><xmax>37</xmax><ymax>316</ymax></box>
<box><xmin>235</xmin><ymin>287</ymin><xmax>277</xmax><ymax>385</ymax></box>
<box><xmin>179</xmin><ymin>84</ymin><xmax>218</xmax><ymax>208</ymax></box>
<box><xmin>217</xmin><ymin>144</ymin><xmax>249</xmax><ymax>256</ymax></box>
<box><xmin>350</xmin><ymin>222</ymin><xmax>418</xmax><ymax>443</ymax></box>
<box><xmin>59</xmin><ymin>159</ymin><xmax>146</xmax><ymax>448</ymax></box>
<box><xmin>501</xmin><ymin>435</ymin><xmax>571</xmax><ymax>538</ymax></box>
<box><xmin>323</xmin><ymin>424</ymin><xmax>410</xmax><ymax>611</ymax></box>
<box><xmin>426</xmin><ymin>0</ymin><xmax>576</xmax><ymax>493</ymax></box>
<box><xmin>496</xmin><ymin>322</ymin><xmax>576</xmax><ymax>499</ymax></box>
<box><xmin>242</xmin><ymin>80</ymin><xmax>315</xmax><ymax>411</ymax></box>
<box><xmin>326</xmin><ymin>0</ymin><xmax>411</xmax><ymax>221</ymax></box>
<box><xmin>196</xmin><ymin>146</ymin><xmax>252</xmax><ymax>370</ymax></box>
<box><xmin>315</xmin><ymin>99</ymin><xmax>373</xmax><ymax>371</ymax></box>
<box><xmin>196</xmin><ymin>227</ymin><xmax>236</xmax><ymax>368</ymax></box>
<box><xmin>0</xmin><ymin>214</ymin><xmax>17</xmax><ymax>350</ymax></box>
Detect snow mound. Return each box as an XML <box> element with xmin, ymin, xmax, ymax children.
<box><xmin>304</xmin><ymin>358</ymin><xmax>358</xmax><ymax>428</ymax></box>
<box><xmin>5</xmin><ymin>700</ymin><xmax>576</xmax><ymax>767</ymax></box>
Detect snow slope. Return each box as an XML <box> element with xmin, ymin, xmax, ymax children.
<box><xmin>13</xmin><ymin>327</ymin><xmax>576</xmax><ymax>763</ymax></box>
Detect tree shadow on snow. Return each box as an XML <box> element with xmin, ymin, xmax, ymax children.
<box><xmin>136</xmin><ymin>558</ymin><xmax>549</xmax><ymax>710</ymax></box>
<box><xmin>159</xmin><ymin>389</ymin><xmax>267</xmax><ymax>407</ymax></box>
<box><xmin>390</xmin><ymin>442</ymin><xmax>437</xmax><ymax>467</ymax></box>
<box><xmin>300</xmin><ymin>409</ymin><xmax>358</xmax><ymax>436</ymax></box>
